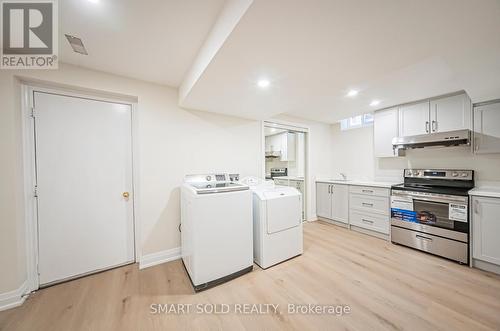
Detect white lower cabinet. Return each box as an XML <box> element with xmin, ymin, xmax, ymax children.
<box><xmin>349</xmin><ymin>186</ymin><xmax>390</xmax><ymax>236</ymax></box>
<box><xmin>316</xmin><ymin>182</ymin><xmax>390</xmax><ymax>237</ymax></box>
<box><xmin>472</xmin><ymin>196</ymin><xmax>500</xmax><ymax>266</ymax></box>
<box><xmin>332</xmin><ymin>184</ymin><xmax>349</xmax><ymax>223</ymax></box>
<box><xmin>289</xmin><ymin>179</ymin><xmax>305</xmax><ymax>220</ymax></box>
<box><xmin>316</xmin><ymin>182</ymin><xmax>348</xmax><ymax>224</ymax></box>
<box><xmin>349</xmin><ymin>210</ymin><xmax>389</xmax><ymax>235</ymax></box>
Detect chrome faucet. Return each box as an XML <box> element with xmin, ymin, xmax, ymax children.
<box><xmin>339</xmin><ymin>173</ymin><xmax>347</xmax><ymax>180</ymax></box>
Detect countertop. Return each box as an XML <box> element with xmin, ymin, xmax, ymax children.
<box><xmin>468</xmin><ymin>187</ymin><xmax>500</xmax><ymax>198</ymax></box>
<box><xmin>275</xmin><ymin>176</ymin><xmax>305</xmax><ymax>181</ymax></box>
<box><xmin>316</xmin><ymin>179</ymin><xmax>401</xmax><ymax>188</ymax></box>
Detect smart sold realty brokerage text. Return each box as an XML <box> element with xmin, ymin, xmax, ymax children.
<box><xmin>150</xmin><ymin>303</ymin><xmax>352</xmax><ymax>315</ymax></box>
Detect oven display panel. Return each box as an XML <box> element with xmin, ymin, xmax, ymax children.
<box><xmin>424</xmin><ymin>171</ymin><xmax>446</xmax><ymax>177</ymax></box>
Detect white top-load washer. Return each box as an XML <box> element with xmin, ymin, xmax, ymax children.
<box><xmin>181</xmin><ymin>173</ymin><xmax>253</xmax><ymax>291</ymax></box>
<box><xmin>245</xmin><ymin>178</ymin><xmax>303</xmax><ymax>269</ymax></box>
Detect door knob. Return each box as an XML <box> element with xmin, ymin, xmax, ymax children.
<box><xmin>122</xmin><ymin>192</ymin><xmax>130</xmax><ymax>198</ymax></box>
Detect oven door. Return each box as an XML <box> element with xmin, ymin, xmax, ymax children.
<box><xmin>391</xmin><ymin>190</ymin><xmax>469</xmax><ymax>234</ymax></box>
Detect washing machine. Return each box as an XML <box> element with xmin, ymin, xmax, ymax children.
<box><xmin>181</xmin><ymin>173</ymin><xmax>253</xmax><ymax>291</ymax></box>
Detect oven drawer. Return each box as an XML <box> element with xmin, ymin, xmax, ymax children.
<box><xmin>349</xmin><ymin>185</ymin><xmax>390</xmax><ymax>197</ymax></box>
<box><xmin>391</xmin><ymin>226</ymin><xmax>468</xmax><ymax>263</ymax></box>
<box><xmin>350</xmin><ymin>210</ymin><xmax>389</xmax><ymax>234</ymax></box>
<box><xmin>350</xmin><ymin>194</ymin><xmax>389</xmax><ymax>215</ymax></box>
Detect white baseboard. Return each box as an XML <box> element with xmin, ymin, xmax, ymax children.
<box><xmin>473</xmin><ymin>259</ymin><xmax>500</xmax><ymax>275</ymax></box>
<box><xmin>0</xmin><ymin>281</ymin><xmax>29</xmax><ymax>312</ymax></box>
<box><xmin>139</xmin><ymin>247</ymin><xmax>181</xmax><ymax>270</ymax></box>
<box><xmin>306</xmin><ymin>215</ymin><xmax>318</xmax><ymax>222</ymax></box>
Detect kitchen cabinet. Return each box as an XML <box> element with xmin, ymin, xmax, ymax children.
<box><xmin>374</xmin><ymin>107</ymin><xmax>399</xmax><ymax>157</ymax></box>
<box><xmin>290</xmin><ymin>179</ymin><xmax>305</xmax><ymax>220</ymax></box>
<box><xmin>430</xmin><ymin>93</ymin><xmax>471</xmax><ymax>133</ymax></box>
<box><xmin>316</xmin><ymin>182</ymin><xmax>348</xmax><ymax>224</ymax></box>
<box><xmin>265</xmin><ymin>132</ymin><xmax>296</xmax><ymax>161</ymax></box>
<box><xmin>266</xmin><ymin>133</ymin><xmax>282</xmax><ymax>153</ymax></box>
<box><xmin>281</xmin><ymin>132</ymin><xmax>296</xmax><ymax>161</ymax></box>
<box><xmin>474</xmin><ymin>101</ymin><xmax>500</xmax><ymax>154</ymax></box>
<box><xmin>398</xmin><ymin>101</ymin><xmax>430</xmax><ymax>137</ymax></box>
<box><xmin>472</xmin><ymin>196</ymin><xmax>500</xmax><ymax>266</ymax></box>
<box><xmin>332</xmin><ymin>184</ymin><xmax>349</xmax><ymax>223</ymax></box>
<box><xmin>398</xmin><ymin>93</ymin><xmax>472</xmax><ymax>138</ymax></box>
<box><xmin>349</xmin><ymin>185</ymin><xmax>390</xmax><ymax>235</ymax></box>
<box><xmin>316</xmin><ymin>183</ymin><xmax>331</xmax><ymax>219</ymax></box>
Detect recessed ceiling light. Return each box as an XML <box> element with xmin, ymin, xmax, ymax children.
<box><xmin>370</xmin><ymin>100</ymin><xmax>381</xmax><ymax>107</ymax></box>
<box><xmin>257</xmin><ymin>79</ymin><xmax>270</xmax><ymax>88</ymax></box>
<box><xmin>346</xmin><ymin>90</ymin><xmax>358</xmax><ymax>97</ymax></box>
<box><xmin>88</xmin><ymin>0</ymin><xmax>99</xmax><ymax>3</ymax></box>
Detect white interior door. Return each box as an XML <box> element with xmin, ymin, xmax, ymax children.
<box><xmin>34</xmin><ymin>91</ymin><xmax>134</xmax><ymax>286</ymax></box>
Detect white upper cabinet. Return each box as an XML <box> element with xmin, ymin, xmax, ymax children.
<box><xmin>398</xmin><ymin>101</ymin><xmax>430</xmax><ymax>137</ymax></box>
<box><xmin>430</xmin><ymin>93</ymin><xmax>472</xmax><ymax>133</ymax></box>
<box><xmin>265</xmin><ymin>132</ymin><xmax>296</xmax><ymax>161</ymax></box>
<box><xmin>266</xmin><ymin>133</ymin><xmax>281</xmax><ymax>153</ymax></box>
<box><xmin>374</xmin><ymin>107</ymin><xmax>399</xmax><ymax>157</ymax></box>
<box><xmin>474</xmin><ymin>101</ymin><xmax>500</xmax><ymax>154</ymax></box>
<box><xmin>281</xmin><ymin>132</ymin><xmax>296</xmax><ymax>161</ymax></box>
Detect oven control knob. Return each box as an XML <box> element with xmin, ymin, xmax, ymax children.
<box><xmin>461</xmin><ymin>172</ymin><xmax>468</xmax><ymax>178</ymax></box>
<box><xmin>415</xmin><ymin>171</ymin><xmax>421</xmax><ymax>176</ymax></box>
<box><xmin>452</xmin><ymin>172</ymin><xmax>458</xmax><ymax>177</ymax></box>
<box><xmin>206</xmin><ymin>175</ymin><xmax>212</xmax><ymax>181</ymax></box>
<box><xmin>407</xmin><ymin>170</ymin><xmax>413</xmax><ymax>176</ymax></box>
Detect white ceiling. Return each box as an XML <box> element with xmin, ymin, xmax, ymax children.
<box><xmin>59</xmin><ymin>0</ymin><xmax>226</xmax><ymax>87</ymax></box>
<box><xmin>180</xmin><ymin>0</ymin><xmax>500</xmax><ymax>122</ymax></box>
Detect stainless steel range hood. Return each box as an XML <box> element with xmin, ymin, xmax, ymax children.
<box><xmin>392</xmin><ymin>129</ymin><xmax>471</xmax><ymax>151</ymax></box>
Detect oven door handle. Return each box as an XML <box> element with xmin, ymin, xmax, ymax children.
<box><xmin>392</xmin><ymin>193</ymin><xmax>467</xmax><ymax>205</ymax></box>
<box><xmin>415</xmin><ymin>234</ymin><xmax>433</xmax><ymax>242</ymax></box>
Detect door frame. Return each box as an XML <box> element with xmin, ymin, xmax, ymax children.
<box><xmin>261</xmin><ymin>120</ymin><xmax>311</xmax><ymax>221</ymax></box>
<box><xmin>20</xmin><ymin>83</ymin><xmax>141</xmax><ymax>291</ymax></box>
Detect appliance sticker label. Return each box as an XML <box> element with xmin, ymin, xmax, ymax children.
<box><xmin>391</xmin><ymin>196</ymin><xmax>414</xmax><ymax>211</ymax></box>
<box><xmin>449</xmin><ymin>203</ymin><xmax>467</xmax><ymax>222</ymax></box>
<box><xmin>391</xmin><ymin>196</ymin><xmax>416</xmax><ymax>223</ymax></box>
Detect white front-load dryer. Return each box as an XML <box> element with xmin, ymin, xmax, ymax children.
<box><xmin>251</xmin><ymin>182</ymin><xmax>303</xmax><ymax>269</ymax></box>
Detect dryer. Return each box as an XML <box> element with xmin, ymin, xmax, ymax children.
<box><xmin>250</xmin><ymin>181</ymin><xmax>303</xmax><ymax>269</ymax></box>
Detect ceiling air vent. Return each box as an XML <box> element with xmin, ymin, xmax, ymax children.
<box><xmin>65</xmin><ymin>34</ymin><xmax>88</xmax><ymax>55</ymax></box>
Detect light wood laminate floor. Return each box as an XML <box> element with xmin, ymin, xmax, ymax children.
<box><xmin>1</xmin><ymin>221</ymin><xmax>500</xmax><ymax>331</ymax></box>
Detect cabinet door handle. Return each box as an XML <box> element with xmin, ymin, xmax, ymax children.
<box><xmin>328</xmin><ymin>185</ymin><xmax>331</xmax><ymax>194</ymax></box>
<box><xmin>474</xmin><ymin>199</ymin><xmax>479</xmax><ymax>215</ymax></box>
<box><xmin>362</xmin><ymin>219</ymin><xmax>374</xmax><ymax>224</ymax></box>
<box><xmin>362</xmin><ymin>202</ymin><xmax>374</xmax><ymax>207</ymax></box>
<box><xmin>425</xmin><ymin>121</ymin><xmax>430</xmax><ymax>133</ymax></box>
<box><xmin>431</xmin><ymin>120</ymin><xmax>437</xmax><ymax>132</ymax></box>
<box><xmin>416</xmin><ymin>234</ymin><xmax>433</xmax><ymax>242</ymax></box>
<box><xmin>362</xmin><ymin>189</ymin><xmax>373</xmax><ymax>193</ymax></box>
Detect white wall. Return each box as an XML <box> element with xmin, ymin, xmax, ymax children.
<box><xmin>330</xmin><ymin>123</ymin><xmax>500</xmax><ymax>185</ymax></box>
<box><xmin>0</xmin><ymin>64</ymin><xmax>333</xmax><ymax>296</ymax></box>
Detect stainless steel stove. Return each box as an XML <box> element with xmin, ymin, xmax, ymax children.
<box><xmin>391</xmin><ymin>169</ymin><xmax>474</xmax><ymax>264</ymax></box>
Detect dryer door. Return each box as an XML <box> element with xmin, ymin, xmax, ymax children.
<box><xmin>264</xmin><ymin>191</ymin><xmax>301</xmax><ymax>234</ymax></box>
